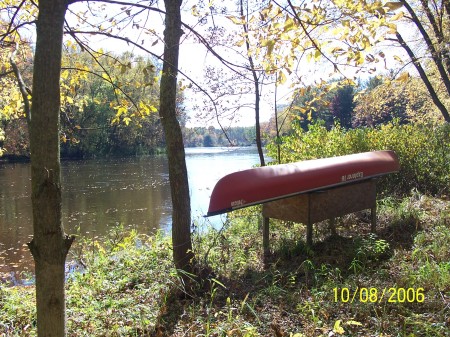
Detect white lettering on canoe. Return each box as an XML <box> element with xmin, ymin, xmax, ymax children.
<box><xmin>231</xmin><ymin>199</ymin><xmax>246</xmax><ymax>208</ymax></box>
<box><xmin>341</xmin><ymin>171</ymin><xmax>364</xmax><ymax>182</ymax></box>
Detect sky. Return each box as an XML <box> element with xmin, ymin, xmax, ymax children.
<box><xmin>64</xmin><ymin>0</ymin><xmax>287</xmax><ymax>128</ymax></box>
<box><xmin>63</xmin><ymin>0</ymin><xmax>413</xmax><ymax>129</ymax></box>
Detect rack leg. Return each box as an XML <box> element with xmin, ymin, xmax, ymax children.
<box><xmin>371</xmin><ymin>206</ymin><xmax>377</xmax><ymax>233</ymax></box>
<box><xmin>306</xmin><ymin>221</ymin><xmax>313</xmax><ymax>246</ymax></box>
<box><xmin>263</xmin><ymin>217</ymin><xmax>270</xmax><ymax>260</ymax></box>
<box><xmin>329</xmin><ymin>218</ymin><xmax>337</xmax><ymax>236</ymax></box>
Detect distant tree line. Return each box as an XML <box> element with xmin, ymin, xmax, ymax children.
<box><xmin>2</xmin><ymin>70</ymin><xmax>444</xmax><ymax>161</ymax></box>
<box><xmin>274</xmin><ymin>74</ymin><xmax>444</xmax><ymax>135</ymax></box>
<box><xmin>183</xmin><ymin>125</ymin><xmax>257</xmax><ymax>147</ymax></box>
<box><xmin>1</xmin><ymin>50</ymin><xmax>176</xmax><ymax>159</ymax></box>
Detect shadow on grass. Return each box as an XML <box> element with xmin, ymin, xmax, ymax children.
<box><xmin>214</xmin><ymin>210</ymin><xmax>422</xmax><ymax>299</ymax></box>
<box><xmin>151</xmin><ymin>287</ymin><xmax>188</xmax><ymax>337</ymax></box>
<box><xmin>377</xmin><ymin>213</ymin><xmax>421</xmax><ymax>250</ymax></box>
<box><xmin>152</xmin><ymin>209</ymin><xmax>424</xmax><ymax>335</ymax></box>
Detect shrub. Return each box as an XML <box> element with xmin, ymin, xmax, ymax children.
<box><xmin>267</xmin><ymin>121</ymin><xmax>449</xmax><ymax>196</ymax></box>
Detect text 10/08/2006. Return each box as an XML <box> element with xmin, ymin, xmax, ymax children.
<box><xmin>333</xmin><ymin>287</ymin><xmax>425</xmax><ymax>303</ymax></box>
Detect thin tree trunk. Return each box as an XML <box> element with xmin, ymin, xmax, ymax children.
<box><xmin>274</xmin><ymin>72</ymin><xmax>281</xmax><ymax>164</ymax></box>
<box><xmin>9</xmin><ymin>42</ymin><xmax>31</xmax><ymax>127</ymax></box>
<box><xmin>401</xmin><ymin>0</ymin><xmax>450</xmax><ymax>97</ymax></box>
<box><xmin>160</xmin><ymin>0</ymin><xmax>195</xmax><ymax>276</ymax></box>
<box><xmin>240</xmin><ymin>0</ymin><xmax>265</xmax><ymax>166</ymax></box>
<box><xmin>27</xmin><ymin>0</ymin><xmax>74</xmax><ymax>336</ymax></box>
<box><xmin>395</xmin><ymin>32</ymin><xmax>450</xmax><ymax>122</ymax></box>
<box><xmin>418</xmin><ymin>0</ymin><xmax>450</xmax><ymax>74</ymax></box>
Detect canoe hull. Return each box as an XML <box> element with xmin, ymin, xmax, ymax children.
<box><xmin>206</xmin><ymin>150</ymin><xmax>400</xmax><ymax>216</ymax></box>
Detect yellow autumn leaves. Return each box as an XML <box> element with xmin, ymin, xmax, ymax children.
<box><xmin>227</xmin><ymin>0</ymin><xmax>406</xmax><ymax>86</ymax></box>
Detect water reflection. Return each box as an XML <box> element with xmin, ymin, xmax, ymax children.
<box><xmin>0</xmin><ymin>147</ymin><xmax>260</xmax><ymax>283</ymax></box>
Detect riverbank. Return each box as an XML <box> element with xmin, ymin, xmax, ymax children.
<box><xmin>1</xmin><ymin>193</ymin><xmax>449</xmax><ymax>336</ymax></box>
<box><xmin>0</xmin><ymin>147</ymin><xmax>261</xmax><ymax>283</ymax></box>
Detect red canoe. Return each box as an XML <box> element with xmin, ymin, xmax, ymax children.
<box><xmin>206</xmin><ymin>150</ymin><xmax>400</xmax><ymax>216</ymax></box>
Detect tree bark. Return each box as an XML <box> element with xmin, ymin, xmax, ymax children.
<box><xmin>28</xmin><ymin>0</ymin><xmax>74</xmax><ymax>336</ymax></box>
<box><xmin>159</xmin><ymin>0</ymin><xmax>195</xmax><ymax>275</ymax></box>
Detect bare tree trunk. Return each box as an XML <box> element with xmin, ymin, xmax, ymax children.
<box><xmin>240</xmin><ymin>0</ymin><xmax>265</xmax><ymax>166</ymax></box>
<box><xmin>27</xmin><ymin>0</ymin><xmax>74</xmax><ymax>335</ymax></box>
<box><xmin>401</xmin><ymin>0</ymin><xmax>450</xmax><ymax>98</ymax></box>
<box><xmin>274</xmin><ymin>72</ymin><xmax>281</xmax><ymax>164</ymax></box>
<box><xmin>159</xmin><ymin>0</ymin><xmax>195</xmax><ymax>276</ymax></box>
<box><xmin>418</xmin><ymin>0</ymin><xmax>450</xmax><ymax>75</ymax></box>
<box><xmin>395</xmin><ymin>32</ymin><xmax>450</xmax><ymax>123</ymax></box>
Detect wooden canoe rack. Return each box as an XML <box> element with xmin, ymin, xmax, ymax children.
<box><xmin>262</xmin><ymin>179</ymin><xmax>377</xmax><ymax>253</ymax></box>
<box><xmin>206</xmin><ymin>151</ymin><xmax>400</xmax><ymax>258</ymax></box>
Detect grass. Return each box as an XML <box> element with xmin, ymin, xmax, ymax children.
<box><xmin>0</xmin><ymin>194</ymin><xmax>449</xmax><ymax>336</ymax></box>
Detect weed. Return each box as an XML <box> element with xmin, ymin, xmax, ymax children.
<box><xmin>350</xmin><ymin>233</ymin><xmax>390</xmax><ymax>273</ymax></box>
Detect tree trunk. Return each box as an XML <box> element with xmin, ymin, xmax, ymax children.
<box><xmin>159</xmin><ymin>0</ymin><xmax>195</xmax><ymax>275</ymax></box>
<box><xmin>27</xmin><ymin>0</ymin><xmax>74</xmax><ymax>336</ymax></box>
<box><xmin>401</xmin><ymin>0</ymin><xmax>450</xmax><ymax>99</ymax></box>
<box><xmin>240</xmin><ymin>0</ymin><xmax>265</xmax><ymax>166</ymax></box>
<box><xmin>418</xmin><ymin>0</ymin><xmax>450</xmax><ymax>75</ymax></box>
<box><xmin>395</xmin><ymin>32</ymin><xmax>450</xmax><ymax>123</ymax></box>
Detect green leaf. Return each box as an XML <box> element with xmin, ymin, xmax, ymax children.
<box><xmin>346</xmin><ymin>320</ymin><xmax>362</xmax><ymax>326</ymax></box>
<box><xmin>314</xmin><ymin>49</ymin><xmax>321</xmax><ymax>61</ymax></box>
<box><xmin>210</xmin><ymin>278</ymin><xmax>227</xmax><ymax>289</ymax></box>
<box><xmin>391</xmin><ymin>11</ymin><xmax>404</xmax><ymax>21</ymax></box>
<box><xmin>261</xmin><ymin>39</ymin><xmax>276</xmax><ymax>56</ymax></box>
<box><xmin>115</xmin><ymin>106</ymin><xmax>127</xmax><ymax>117</ymax></box>
<box><xmin>283</xmin><ymin>16</ymin><xmax>296</xmax><ymax>32</ymax></box>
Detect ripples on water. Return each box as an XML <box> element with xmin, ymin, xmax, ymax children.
<box><xmin>0</xmin><ymin>147</ymin><xmax>261</xmax><ymax>285</ymax></box>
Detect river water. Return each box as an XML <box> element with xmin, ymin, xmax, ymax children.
<box><xmin>0</xmin><ymin>147</ymin><xmax>261</xmax><ymax>283</ymax></box>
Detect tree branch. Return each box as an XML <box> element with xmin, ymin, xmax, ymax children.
<box><xmin>392</xmin><ymin>32</ymin><xmax>450</xmax><ymax>122</ymax></box>
<box><xmin>0</xmin><ymin>69</ymin><xmax>14</xmax><ymax>78</ymax></box>
<box><xmin>283</xmin><ymin>0</ymin><xmax>346</xmax><ymax>78</ymax></box>
<box><xmin>400</xmin><ymin>0</ymin><xmax>450</xmax><ymax>96</ymax></box>
<box><xmin>1</xmin><ymin>0</ymin><xmax>25</xmax><ymax>41</ymax></box>
<box><xmin>9</xmin><ymin>42</ymin><xmax>32</xmax><ymax>126</ymax></box>
<box><xmin>65</xmin><ymin>27</ymin><xmax>233</xmax><ymax>143</ymax></box>
<box><xmin>0</xmin><ymin>20</ymin><xmax>37</xmax><ymax>43</ymax></box>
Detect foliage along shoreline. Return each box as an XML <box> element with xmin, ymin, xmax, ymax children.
<box><xmin>0</xmin><ymin>124</ymin><xmax>260</xmax><ymax>162</ymax></box>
